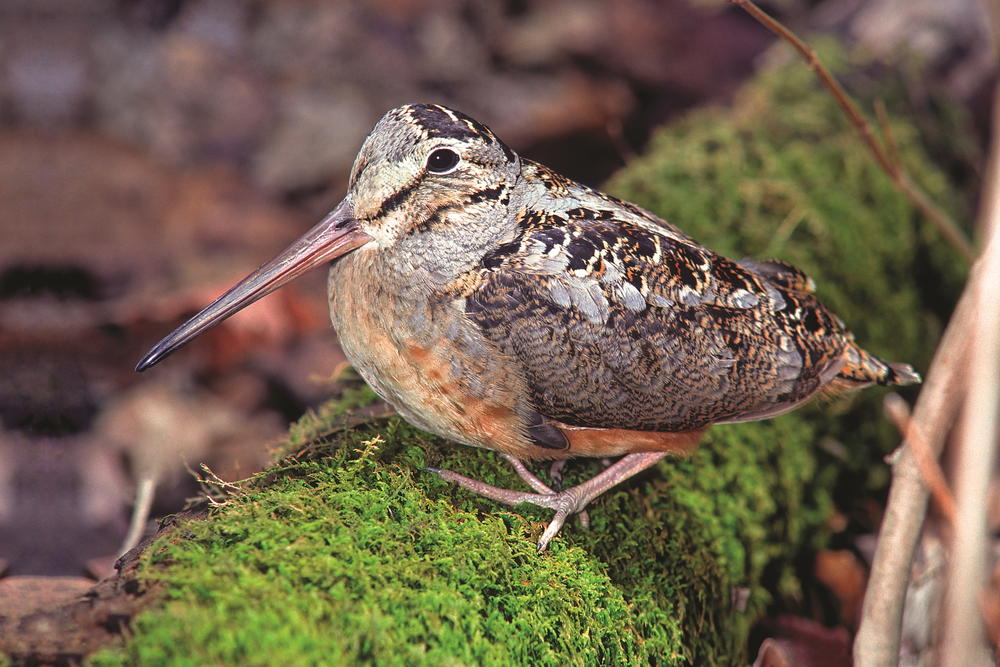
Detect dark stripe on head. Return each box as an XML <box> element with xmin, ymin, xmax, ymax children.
<box><xmin>404</xmin><ymin>104</ymin><xmax>516</xmax><ymax>164</ymax></box>
<box><xmin>408</xmin><ymin>185</ymin><xmax>507</xmax><ymax>235</ymax></box>
<box><xmin>468</xmin><ymin>184</ymin><xmax>505</xmax><ymax>203</ymax></box>
<box><xmin>369</xmin><ymin>177</ymin><xmax>420</xmax><ymax>220</ymax></box>
<box><xmin>411</xmin><ymin>201</ymin><xmax>464</xmax><ymax>234</ymax></box>
<box><xmin>406</xmin><ymin>105</ymin><xmax>480</xmax><ymax>140</ymax></box>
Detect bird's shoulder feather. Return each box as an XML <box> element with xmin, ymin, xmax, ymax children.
<box><xmin>451</xmin><ymin>205</ymin><xmax>854</xmax><ymax>431</ymax></box>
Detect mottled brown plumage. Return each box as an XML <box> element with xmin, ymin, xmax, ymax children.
<box><xmin>137</xmin><ymin>103</ymin><xmax>919</xmax><ymax>550</ymax></box>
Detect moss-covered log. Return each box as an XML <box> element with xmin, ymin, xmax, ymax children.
<box><xmin>88</xmin><ymin>45</ymin><xmax>965</xmax><ymax>666</ymax></box>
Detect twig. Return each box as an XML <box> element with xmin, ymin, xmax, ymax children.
<box><xmin>883</xmin><ymin>393</ymin><xmax>957</xmax><ymax>527</ymax></box>
<box><xmin>855</xmin><ymin>287</ymin><xmax>971</xmax><ymax>665</ymax></box>
<box><xmin>854</xmin><ymin>83</ymin><xmax>1000</xmax><ymax>667</ymax></box>
<box><xmin>197</xmin><ymin>462</ymin><xmax>245</xmax><ymax>505</ymax></box>
<box><xmin>939</xmin><ymin>86</ymin><xmax>1000</xmax><ymax>667</ymax></box>
<box><xmin>874</xmin><ymin>100</ymin><xmax>901</xmax><ymax>173</ymax></box>
<box><xmin>728</xmin><ymin>0</ymin><xmax>976</xmax><ymax>263</ymax></box>
<box><xmin>118</xmin><ymin>475</ymin><xmax>158</xmax><ymax>558</ymax></box>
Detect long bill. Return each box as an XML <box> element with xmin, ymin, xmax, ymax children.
<box><xmin>135</xmin><ymin>198</ymin><xmax>370</xmax><ymax>372</ymax></box>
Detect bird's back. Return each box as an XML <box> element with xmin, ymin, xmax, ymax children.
<box><xmin>453</xmin><ymin>160</ymin><xmax>918</xmax><ymax>433</ymax></box>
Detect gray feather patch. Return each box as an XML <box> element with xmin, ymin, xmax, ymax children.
<box><xmin>616</xmin><ymin>281</ymin><xmax>647</xmax><ymax>312</ymax></box>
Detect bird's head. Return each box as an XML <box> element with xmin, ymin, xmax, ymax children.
<box><xmin>135</xmin><ymin>104</ymin><xmax>519</xmax><ymax>371</ymax></box>
<box><xmin>349</xmin><ymin>104</ymin><xmax>519</xmax><ymax>249</ymax></box>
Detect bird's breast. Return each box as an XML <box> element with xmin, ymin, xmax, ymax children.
<box><xmin>326</xmin><ymin>252</ymin><xmax>539</xmax><ymax>458</ymax></box>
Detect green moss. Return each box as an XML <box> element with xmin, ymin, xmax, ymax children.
<box><xmin>90</xmin><ymin>399</ymin><xmax>823</xmax><ymax>666</ymax></box>
<box><xmin>89</xmin><ymin>43</ymin><xmax>965</xmax><ymax>666</ymax></box>
<box><xmin>90</xmin><ymin>415</ymin><xmax>673</xmax><ymax>665</ymax></box>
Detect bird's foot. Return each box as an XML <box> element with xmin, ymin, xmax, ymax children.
<box><xmin>497</xmin><ymin>453</ymin><xmax>588</xmax><ymax>528</ymax></box>
<box><xmin>424</xmin><ymin>467</ymin><xmax>590</xmax><ymax>550</ymax></box>
<box><xmin>425</xmin><ymin>452</ymin><xmax>668</xmax><ymax>551</ymax></box>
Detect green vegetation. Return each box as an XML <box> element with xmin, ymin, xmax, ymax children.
<box><xmin>90</xmin><ymin>391</ymin><xmax>823</xmax><ymax>666</ymax></box>
<box><xmin>89</xmin><ymin>45</ymin><xmax>965</xmax><ymax>666</ymax></box>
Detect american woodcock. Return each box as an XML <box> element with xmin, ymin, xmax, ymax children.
<box><xmin>137</xmin><ymin>103</ymin><xmax>920</xmax><ymax>551</ymax></box>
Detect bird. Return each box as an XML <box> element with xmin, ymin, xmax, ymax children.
<box><xmin>136</xmin><ymin>103</ymin><xmax>920</xmax><ymax>551</ymax></box>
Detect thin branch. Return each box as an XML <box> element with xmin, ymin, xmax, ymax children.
<box><xmin>883</xmin><ymin>393</ymin><xmax>957</xmax><ymax>526</ymax></box>
<box><xmin>118</xmin><ymin>475</ymin><xmax>158</xmax><ymax>558</ymax></box>
<box><xmin>898</xmin><ymin>173</ymin><xmax>975</xmax><ymax>264</ymax></box>
<box><xmin>940</xmin><ymin>86</ymin><xmax>1000</xmax><ymax>667</ymax></box>
<box><xmin>855</xmin><ymin>81</ymin><xmax>1000</xmax><ymax>667</ymax></box>
<box><xmin>728</xmin><ymin>0</ymin><xmax>976</xmax><ymax>263</ymax></box>
<box><xmin>197</xmin><ymin>462</ymin><xmax>245</xmax><ymax>505</ymax></box>
<box><xmin>874</xmin><ymin>100</ymin><xmax>901</xmax><ymax>173</ymax></box>
<box><xmin>855</xmin><ymin>288</ymin><xmax>970</xmax><ymax>666</ymax></box>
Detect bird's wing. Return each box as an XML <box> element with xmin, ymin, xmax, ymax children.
<box><xmin>458</xmin><ymin>215</ymin><xmax>851</xmax><ymax>432</ymax></box>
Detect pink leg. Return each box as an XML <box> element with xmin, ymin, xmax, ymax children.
<box><xmin>426</xmin><ymin>452</ymin><xmax>668</xmax><ymax>551</ymax></box>
<box><xmin>498</xmin><ymin>454</ymin><xmax>589</xmax><ymax>529</ymax></box>
<box><xmin>548</xmin><ymin>457</ymin><xmax>613</xmax><ymax>488</ymax></box>
<box><xmin>499</xmin><ymin>453</ymin><xmax>557</xmax><ymax>494</ymax></box>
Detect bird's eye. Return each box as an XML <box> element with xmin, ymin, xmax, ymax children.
<box><xmin>426</xmin><ymin>148</ymin><xmax>460</xmax><ymax>174</ymax></box>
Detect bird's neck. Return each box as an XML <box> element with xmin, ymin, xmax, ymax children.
<box><xmin>372</xmin><ymin>207</ymin><xmax>525</xmax><ymax>288</ymax></box>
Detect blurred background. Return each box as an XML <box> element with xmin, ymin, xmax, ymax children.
<box><xmin>0</xmin><ymin>0</ymin><xmax>991</xmax><ymax>608</ymax></box>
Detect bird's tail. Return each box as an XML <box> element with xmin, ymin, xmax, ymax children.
<box><xmin>826</xmin><ymin>344</ymin><xmax>921</xmax><ymax>396</ymax></box>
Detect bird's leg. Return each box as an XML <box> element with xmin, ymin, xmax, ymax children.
<box><xmin>499</xmin><ymin>453</ymin><xmax>557</xmax><ymax>494</ymax></box>
<box><xmin>426</xmin><ymin>452</ymin><xmax>668</xmax><ymax>551</ymax></box>
<box><xmin>498</xmin><ymin>453</ymin><xmax>589</xmax><ymax>529</ymax></box>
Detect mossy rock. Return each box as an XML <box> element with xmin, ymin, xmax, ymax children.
<box><xmin>88</xmin><ymin>44</ymin><xmax>966</xmax><ymax>666</ymax></box>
